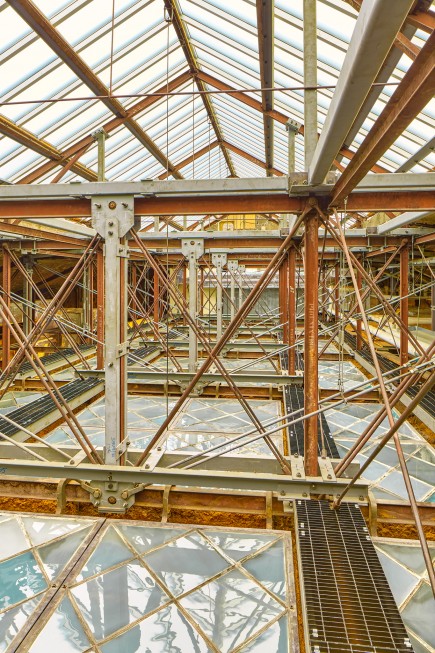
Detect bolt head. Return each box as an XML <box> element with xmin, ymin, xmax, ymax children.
<box><xmin>108</xmin><ymin>230</ymin><xmax>113</xmax><ymax>236</ymax></box>
<box><xmin>108</xmin><ymin>201</ymin><xmax>117</xmax><ymax>210</ymax></box>
<box><xmin>359</xmin><ymin>495</ymin><xmax>364</xmax><ymax>501</ymax></box>
<box><xmin>302</xmin><ymin>492</ymin><xmax>308</xmax><ymax>498</ymax></box>
<box><xmin>108</xmin><ymin>495</ymin><xmax>117</xmax><ymax>505</ymax></box>
<box><xmin>108</xmin><ymin>220</ymin><xmax>114</xmax><ymax>226</ymax></box>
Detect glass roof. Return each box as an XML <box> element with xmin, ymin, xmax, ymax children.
<box><xmin>0</xmin><ymin>0</ymin><xmax>434</xmax><ymax>184</ymax></box>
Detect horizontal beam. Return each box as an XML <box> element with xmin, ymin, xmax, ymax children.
<box><xmin>0</xmin><ymin>454</ymin><xmax>368</xmax><ymax>500</ymax></box>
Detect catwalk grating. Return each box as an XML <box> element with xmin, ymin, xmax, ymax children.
<box><xmin>16</xmin><ymin>344</ymin><xmax>94</xmax><ymax>376</ymax></box>
<box><xmin>295</xmin><ymin>499</ymin><xmax>414</xmax><ymax>653</ymax></box>
<box><xmin>284</xmin><ymin>386</ymin><xmax>339</xmax><ymax>458</ymax></box>
<box><xmin>280</xmin><ymin>349</ymin><xmax>304</xmax><ymax>372</ymax></box>
<box><xmin>0</xmin><ymin>378</ymin><xmax>102</xmax><ymax>437</ymax></box>
<box><xmin>127</xmin><ymin>344</ymin><xmax>159</xmax><ymax>364</ymax></box>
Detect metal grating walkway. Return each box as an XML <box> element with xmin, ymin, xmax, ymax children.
<box><xmin>0</xmin><ymin>378</ymin><xmax>102</xmax><ymax>438</ymax></box>
<box><xmin>16</xmin><ymin>345</ymin><xmax>94</xmax><ymax>376</ymax></box>
<box><xmin>295</xmin><ymin>499</ymin><xmax>413</xmax><ymax>653</ymax></box>
<box><xmin>284</xmin><ymin>386</ymin><xmax>339</xmax><ymax>458</ymax></box>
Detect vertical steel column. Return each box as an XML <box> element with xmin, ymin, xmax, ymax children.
<box><xmin>286</xmin><ymin>118</ymin><xmax>301</xmax><ymax>173</ymax></box>
<box><xmin>279</xmin><ymin>257</ymin><xmax>289</xmax><ymax>344</ymax></box>
<box><xmin>93</xmin><ymin>197</ymin><xmax>135</xmax><ymax>466</ymax></box>
<box><xmin>182</xmin><ymin>263</ymin><xmax>187</xmax><ymax>325</ymax></box>
<box><xmin>82</xmin><ymin>265</ymin><xmax>90</xmax><ymax>336</ymax></box>
<box><xmin>199</xmin><ymin>267</ymin><xmax>204</xmax><ymax>317</ymax></box>
<box><xmin>303</xmin><ymin>0</ymin><xmax>317</xmax><ymax>168</ymax></box>
<box><xmin>400</xmin><ymin>244</ymin><xmax>409</xmax><ymax>366</ymax></box>
<box><xmin>93</xmin><ymin>128</ymin><xmax>107</xmax><ymax>182</ymax></box>
<box><xmin>304</xmin><ymin>210</ymin><xmax>319</xmax><ymax>475</ymax></box>
<box><xmin>228</xmin><ymin>260</ymin><xmax>238</xmax><ymax>322</ymax></box>
<box><xmin>334</xmin><ymin>262</ymin><xmax>340</xmax><ymax>322</ymax></box>
<box><xmin>288</xmin><ymin>246</ymin><xmax>296</xmax><ymax>374</ymax></box>
<box><xmin>96</xmin><ymin>248</ymin><xmax>104</xmax><ymax>369</ymax></box>
<box><xmin>182</xmin><ymin>239</ymin><xmax>204</xmax><ymax>373</ymax></box>
<box><xmin>2</xmin><ymin>247</ymin><xmax>11</xmax><ymax>372</ymax></box>
<box><xmin>22</xmin><ymin>255</ymin><xmax>33</xmax><ymax>338</ymax></box>
<box><xmin>238</xmin><ymin>265</ymin><xmax>245</xmax><ymax>312</ymax></box>
<box><xmin>131</xmin><ymin>264</ymin><xmax>137</xmax><ymax>318</ymax></box>
<box><xmin>356</xmin><ymin>264</ymin><xmax>363</xmax><ymax>350</ymax></box>
<box><xmin>212</xmin><ymin>253</ymin><xmax>227</xmax><ymax>341</ymax></box>
<box><xmin>153</xmin><ymin>267</ymin><xmax>159</xmax><ymax>331</ymax></box>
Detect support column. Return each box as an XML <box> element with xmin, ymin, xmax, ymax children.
<box><xmin>279</xmin><ymin>257</ymin><xmax>289</xmax><ymax>344</ymax></box>
<box><xmin>22</xmin><ymin>255</ymin><xmax>34</xmax><ymax>338</ymax></box>
<box><xmin>334</xmin><ymin>262</ymin><xmax>339</xmax><ymax>323</ymax></box>
<box><xmin>93</xmin><ymin>196</ymin><xmax>135</xmax><ymax>466</ymax></box>
<box><xmin>199</xmin><ymin>267</ymin><xmax>204</xmax><ymax>317</ymax></box>
<box><xmin>182</xmin><ymin>263</ymin><xmax>187</xmax><ymax>325</ymax></box>
<box><xmin>303</xmin><ymin>0</ymin><xmax>317</xmax><ymax>169</ymax></box>
<box><xmin>288</xmin><ymin>246</ymin><xmax>296</xmax><ymax>375</ymax></box>
<box><xmin>304</xmin><ymin>210</ymin><xmax>319</xmax><ymax>475</ymax></box>
<box><xmin>212</xmin><ymin>253</ymin><xmax>227</xmax><ymax>341</ymax></box>
<box><xmin>93</xmin><ymin>128</ymin><xmax>107</xmax><ymax>182</ymax></box>
<box><xmin>238</xmin><ymin>264</ymin><xmax>245</xmax><ymax>312</ymax></box>
<box><xmin>82</xmin><ymin>265</ymin><xmax>90</xmax><ymax>336</ymax></box>
<box><xmin>182</xmin><ymin>239</ymin><xmax>204</xmax><ymax>373</ymax></box>
<box><xmin>286</xmin><ymin>119</ymin><xmax>301</xmax><ymax>174</ymax></box>
<box><xmin>2</xmin><ymin>247</ymin><xmax>11</xmax><ymax>372</ymax></box>
<box><xmin>153</xmin><ymin>267</ymin><xmax>159</xmax><ymax>331</ymax></box>
<box><xmin>400</xmin><ymin>244</ymin><xmax>409</xmax><ymax>366</ymax></box>
<box><xmin>228</xmin><ymin>260</ymin><xmax>238</xmax><ymax>322</ymax></box>
<box><xmin>356</xmin><ymin>263</ymin><xmax>363</xmax><ymax>351</ymax></box>
<box><xmin>96</xmin><ymin>248</ymin><xmax>104</xmax><ymax>369</ymax></box>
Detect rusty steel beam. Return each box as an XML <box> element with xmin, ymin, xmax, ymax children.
<box><xmin>158</xmin><ymin>141</ymin><xmax>220</xmax><ymax>180</ymax></box>
<box><xmin>303</xmin><ymin>209</ymin><xmax>319</xmax><ymax>475</ymax></box>
<box><xmin>288</xmin><ymin>246</ymin><xmax>296</xmax><ymax>375</ymax></box>
<box><xmin>332</xmin><ymin>29</ymin><xmax>435</xmax><ymax>205</ymax></box>
<box><xmin>0</xmin><ymin>115</ymin><xmax>98</xmax><ymax>182</ymax></box>
<box><xmin>163</xmin><ymin>0</ymin><xmax>236</xmax><ymax>176</ymax></box>
<box><xmin>18</xmin><ymin>71</ymin><xmax>192</xmax><ymax>184</ymax></box>
<box><xmin>8</xmin><ymin>0</ymin><xmax>183</xmax><ymax>179</ymax></box>
<box><xmin>222</xmin><ymin>141</ymin><xmax>285</xmax><ymax>176</ymax></box>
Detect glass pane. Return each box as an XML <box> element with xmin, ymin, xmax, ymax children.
<box><xmin>180</xmin><ymin>569</ymin><xmax>284</xmax><ymax>653</ymax></box>
<box><xmin>100</xmin><ymin>604</ymin><xmax>209</xmax><ymax>653</ymax></box>
<box><xmin>143</xmin><ymin>532</ymin><xmax>230</xmax><ymax>597</ymax></box>
<box><xmin>22</xmin><ymin>517</ymin><xmax>85</xmax><ymax>546</ymax></box>
<box><xmin>76</xmin><ymin>526</ymin><xmax>134</xmax><ymax>581</ymax></box>
<box><xmin>117</xmin><ymin>524</ymin><xmax>185</xmax><ymax>555</ymax></box>
<box><xmin>0</xmin><ymin>518</ymin><xmax>30</xmax><ymax>561</ymax></box>
<box><xmin>38</xmin><ymin>527</ymin><xmax>92</xmax><ymax>581</ymax></box>
<box><xmin>71</xmin><ymin>561</ymin><xmax>169</xmax><ymax>640</ymax></box>
<box><xmin>402</xmin><ymin>582</ymin><xmax>435</xmax><ymax>648</ymax></box>
<box><xmin>376</xmin><ymin>550</ymin><xmax>419</xmax><ymax>607</ymax></box>
<box><xmin>0</xmin><ymin>551</ymin><xmax>47</xmax><ymax>609</ymax></box>
<box><xmin>28</xmin><ymin>597</ymin><xmax>90</xmax><ymax>653</ymax></box>
<box><xmin>243</xmin><ymin>541</ymin><xmax>286</xmax><ymax>599</ymax></box>
<box><xmin>0</xmin><ymin>597</ymin><xmax>42</xmax><ymax>653</ymax></box>
<box><xmin>207</xmin><ymin>531</ymin><xmax>277</xmax><ymax>562</ymax></box>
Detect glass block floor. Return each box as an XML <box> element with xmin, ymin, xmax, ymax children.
<box><xmin>46</xmin><ymin>397</ymin><xmax>284</xmax><ymax>458</ymax></box>
<box><xmin>0</xmin><ymin>513</ymin><xmax>296</xmax><ymax>653</ymax></box>
<box><xmin>318</xmin><ymin>360</ymin><xmax>367</xmax><ymax>390</ymax></box>
<box><xmin>326</xmin><ymin>403</ymin><xmax>435</xmax><ymax>503</ymax></box>
<box><xmin>374</xmin><ymin>538</ymin><xmax>435</xmax><ymax>653</ymax></box>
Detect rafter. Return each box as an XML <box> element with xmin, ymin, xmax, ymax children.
<box><xmin>8</xmin><ymin>0</ymin><xmax>183</xmax><ymax>180</ymax></box>
<box><xmin>158</xmin><ymin>141</ymin><xmax>220</xmax><ymax>180</ymax></box>
<box><xmin>0</xmin><ymin>114</ymin><xmax>97</xmax><ymax>182</ymax></box>
<box><xmin>163</xmin><ymin>0</ymin><xmax>236</xmax><ymax>177</ymax></box>
<box><xmin>17</xmin><ymin>71</ymin><xmax>192</xmax><ymax>184</ymax></box>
